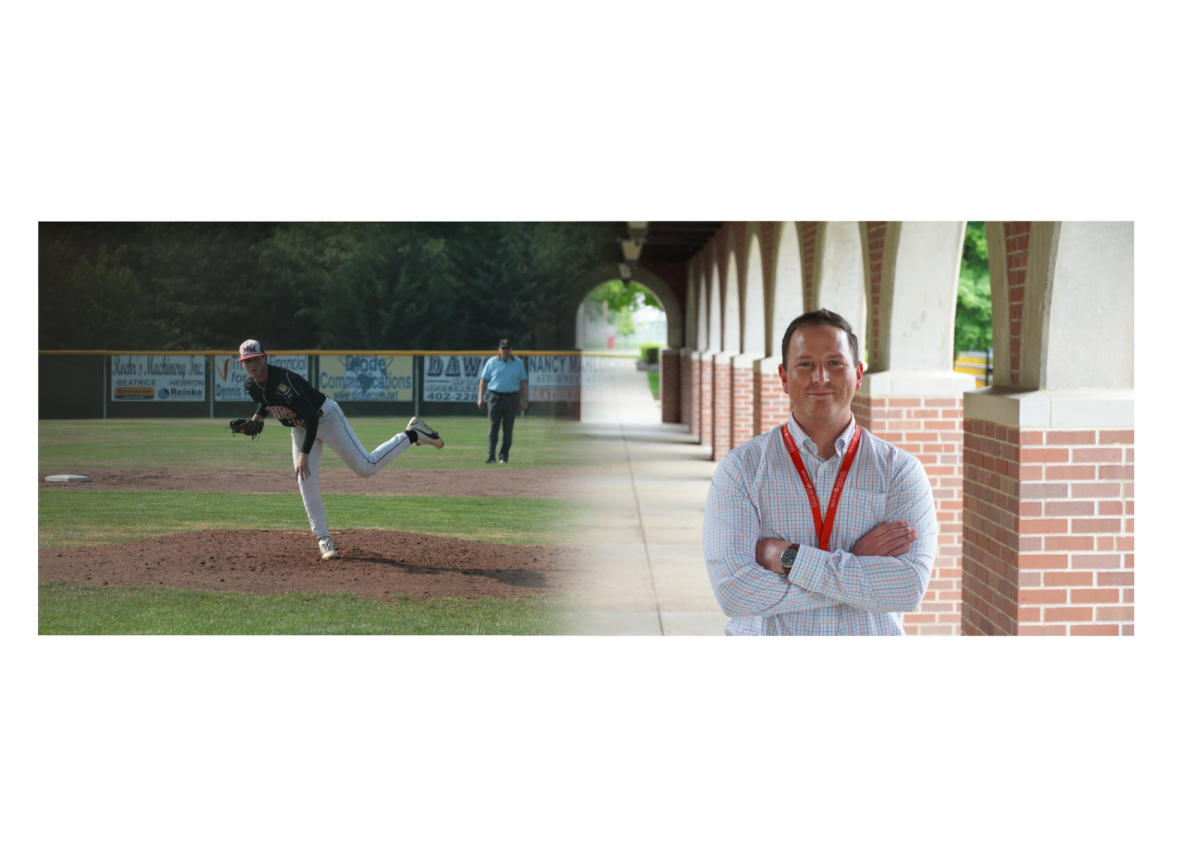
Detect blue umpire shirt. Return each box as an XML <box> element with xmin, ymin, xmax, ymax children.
<box><xmin>480</xmin><ymin>355</ymin><xmax>528</xmax><ymax>393</ymax></box>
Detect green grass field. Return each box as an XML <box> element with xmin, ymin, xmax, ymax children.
<box><xmin>38</xmin><ymin>417</ymin><xmax>583</xmax><ymax>635</ymax></box>
<box><xmin>38</xmin><ymin>414</ymin><xmax>585</xmax><ymax>470</ymax></box>
<box><xmin>38</xmin><ymin>581</ymin><xmax>564</xmax><ymax>635</ymax></box>
<box><xmin>39</xmin><ymin>491</ymin><xmax>580</xmax><ymax>549</ymax></box>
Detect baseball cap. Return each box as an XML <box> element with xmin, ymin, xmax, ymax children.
<box><xmin>238</xmin><ymin>339</ymin><xmax>267</xmax><ymax>362</ymax></box>
<box><xmin>499</xmin><ymin>339</ymin><xmax>512</xmax><ymax>349</ymax></box>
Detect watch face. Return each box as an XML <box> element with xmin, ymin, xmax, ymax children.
<box><xmin>781</xmin><ymin>547</ymin><xmax>797</xmax><ymax>569</ymax></box>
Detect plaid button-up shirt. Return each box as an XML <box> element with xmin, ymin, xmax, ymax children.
<box><xmin>703</xmin><ymin>414</ymin><xmax>936</xmax><ymax>635</ymax></box>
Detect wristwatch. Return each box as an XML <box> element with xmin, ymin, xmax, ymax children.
<box><xmin>780</xmin><ymin>544</ymin><xmax>799</xmax><ymax>572</ymax></box>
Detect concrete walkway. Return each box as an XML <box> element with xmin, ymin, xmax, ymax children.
<box><xmin>562</xmin><ymin>357</ymin><xmax>727</xmax><ymax>635</ymax></box>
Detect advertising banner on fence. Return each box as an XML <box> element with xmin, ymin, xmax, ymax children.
<box><xmin>527</xmin><ymin>354</ymin><xmax>581</xmax><ymax>403</ymax></box>
<box><xmin>423</xmin><ymin>354</ymin><xmax>486</xmax><ymax>403</ymax></box>
<box><xmin>580</xmin><ymin>355</ymin><xmax>629</xmax><ymax>402</ymax></box>
<box><xmin>111</xmin><ymin>355</ymin><xmax>207</xmax><ymax>402</ymax></box>
<box><xmin>319</xmin><ymin>355</ymin><xmax>414</xmax><ymax>402</ymax></box>
<box><xmin>214</xmin><ymin>355</ymin><xmax>310</xmax><ymax>402</ymax></box>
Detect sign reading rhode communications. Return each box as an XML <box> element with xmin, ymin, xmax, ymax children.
<box><xmin>319</xmin><ymin>355</ymin><xmax>414</xmax><ymax>402</ymax></box>
<box><xmin>111</xmin><ymin>355</ymin><xmax>206</xmax><ymax>402</ymax></box>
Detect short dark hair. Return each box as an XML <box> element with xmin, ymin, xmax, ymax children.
<box><xmin>781</xmin><ymin>309</ymin><xmax>860</xmax><ymax>366</ymax></box>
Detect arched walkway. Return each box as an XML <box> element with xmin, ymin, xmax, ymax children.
<box><xmin>771</xmin><ymin>222</ymin><xmax>803</xmax><ymax>357</ymax></box>
<box><xmin>814</xmin><ymin>221</ymin><xmax>866</xmax><ymax>342</ymax></box>
<box><xmin>742</xmin><ymin>233</ymin><xmax>765</xmax><ymax>357</ymax></box>
<box><xmin>570</xmin><ymin>265</ymin><xmax>683</xmax><ymax>350</ymax></box>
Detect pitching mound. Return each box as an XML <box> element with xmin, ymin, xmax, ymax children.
<box><xmin>38</xmin><ymin>465</ymin><xmax>588</xmax><ymax>601</ymax></box>
<box><xmin>39</xmin><ymin>529</ymin><xmax>583</xmax><ymax>601</ymax></box>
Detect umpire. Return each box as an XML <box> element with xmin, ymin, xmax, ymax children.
<box><xmin>477</xmin><ymin>338</ymin><xmax>528</xmax><ymax>464</ymax></box>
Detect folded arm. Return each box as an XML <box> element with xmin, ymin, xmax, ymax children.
<box><xmin>703</xmin><ymin>456</ymin><xmax>840</xmax><ymax>617</ymax></box>
<box><xmin>784</xmin><ymin>456</ymin><xmax>937</xmax><ymax>613</ymax></box>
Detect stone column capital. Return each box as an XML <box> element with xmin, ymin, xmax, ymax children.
<box><xmin>963</xmin><ymin>387</ymin><xmax>1134</xmax><ymax>428</ymax></box>
<box><xmin>857</xmin><ymin>369</ymin><xmax>977</xmax><ymax>398</ymax></box>
<box><xmin>732</xmin><ymin>353</ymin><xmax>764</xmax><ymax>370</ymax></box>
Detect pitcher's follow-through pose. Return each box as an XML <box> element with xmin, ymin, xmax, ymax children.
<box><xmin>230</xmin><ymin>339</ymin><xmax>445</xmax><ymax>560</ymax></box>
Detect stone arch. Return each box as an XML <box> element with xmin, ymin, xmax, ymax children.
<box><xmin>685</xmin><ymin>262</ymin><xmax>699</xmax><ymax>350</ymax></box>
<box><xmin>743</xmin><ymin>229</ymin><xmax>766</xmax><ymax>356</ymax></box>
<box><xmin>571</xmin><ymin>264</ymin><xmax>683</xmax><ymax>350</ymax></box>
<box><xmin>872</xmin><ymin>221</ymin><xmax>965</xmax><ymax>373</ymax></box>
<box><xmin>770</xmin><ymin>221</ymin><xmax>804</xmax><ymax>358</ymax></box>
<box><xmin>721</xmin><ymin>245</ymin><xmax>741</xmax><ymax>353</ymax></box>
<box><xmin>983</xmin><ymin>221</ymin><xmax>1012</xmax><ymax>384</ymax></box>
<box><xmin>813</xmin><ymin>221</ymin><xmax>867</xmax><ymax>348</ymax></box>
<box><xmin>708</xmin><ymin>256</ymin><xmax>722</xmax><ymax>351</ymax></box>
<box><xmin>989</xmin><ymin>221</ymin><xmax>1134</xmax><ymax>390</ymax></box>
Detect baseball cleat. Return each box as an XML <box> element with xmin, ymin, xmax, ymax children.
<box><xmin>406</xmin><ymin>417</ymin><xmax>444</xmax><ymax>449</ymax></box>
<box><xmin>319</xmin><ymin>537</ymin><xmax>339</xmax><ymax>560</ymax></box>
<box><xmin>498</xmin><ymin>454</ymin><xmax>508</xmax><ymax>464</ymax></box>
<box><xmin>485</xmin><ymin>456</ymin><xmax>497</xmax><ymax>464</ymax></box>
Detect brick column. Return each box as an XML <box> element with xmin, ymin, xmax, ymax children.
<box><xmin>699</xmin><ymin>351</ymin><xmax>716</xmax><ymax>453</ymax></box>
<box><xmin>731</xmin><ymin>354</ymin><xmax>758</xmax><ymax>447</ymax></box>
<box><xmin>712</xmin><ymin>352</ymin><xmax>735</xmax><ymax>461</ymax></box>
<box><xmin>854</xmin><ymin>371</ymin><xmax>976</xmax><ymax>635</ymax></box>
<box><xmin>679</xmin><ymin>350</ymin><xmax>694</xmax><ymax>432</ymax></box>
<box><xmin>753</xmin><ymin>355</ymin><xmax>789</xmax><ymax>437</ymax></box>
<box><xmin>689</xmin><ymin>350</ymin><xmax>702</xmax><ymax>435</ymax></box>
<box><xmin>660</xmin><ymin>348</ymin><xmax>680</xmax><ymax>423</ymax></box>
<box><xmin>961</xmin><ymin>390</ymin><xmax>1134</xmax><ymax>636</ymax></box>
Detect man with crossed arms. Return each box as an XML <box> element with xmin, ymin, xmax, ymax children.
<box><xmin>703</xmin><ymin>309</ymin><xmax>937</xmax><ymax>635</ymax></box>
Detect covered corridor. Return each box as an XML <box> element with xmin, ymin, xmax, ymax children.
<box><xmin>611</xmin><ymin>221</ymin><xmax>1134</xmax><ymax>636</ymax></box>
<box><xmin>565</xmin><ymin>357</ymin><xmax>723</xmax><ymax>635</ymax></box>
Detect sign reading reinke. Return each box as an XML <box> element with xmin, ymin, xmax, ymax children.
<box><xmin>423</xmin><ymin>354</ymin><xmax>486</xmax><ymax>403</ymax></box>
<box><xmin>111</xmin><ymin>355</ymin><xmax>207</xmax><ymax>402</ymax></box>
<box><xmin>213</xmin><ymin>354</ymin><xmax>310</xmax><ymax>402</ymax></box>
<box><xmin>319</xmin><ymin>355</ymin><xmax>414</xmax><ymax>402</ymax></box>
<box><xmin>526</xmin><ymin>354</ymin><xmax>581</xmax><ymax>403</ymax></box>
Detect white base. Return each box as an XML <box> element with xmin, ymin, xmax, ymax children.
<box><xmin>963</xmin><ymin>387</ymin><xmax>1134</xmax><ymax>428</ymax></box>
<box><xmin>732</xmin><ymin>352</ymin><xmax>764</xmax><ymax>370</ymax></box>
<box><xmin>857</xmin><ymin>370</ymin><xmax>978</xmax><ymax>398</ymax></box>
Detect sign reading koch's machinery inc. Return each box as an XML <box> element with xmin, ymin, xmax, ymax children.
<box><xmin>111</xmin><ymin>355</ymin><xmax>207</xmax><ymax>402</ymax></box>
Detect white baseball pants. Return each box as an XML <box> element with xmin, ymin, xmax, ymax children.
<box><xmin>290</xmin><ymin>399</ymin><xmax>411</xmax><ymax>541</ymax></box>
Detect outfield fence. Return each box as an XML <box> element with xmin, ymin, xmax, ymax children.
<box><xmin>39</xmin><ymin>351</ymin><xmax>605</xmax><ymax>420</ymax></box>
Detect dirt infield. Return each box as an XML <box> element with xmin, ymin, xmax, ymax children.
<box><xmin>37</xmin><ymin>467</ymin><xmax>586</xmax><ymax>499</ymax></box>
<box><xmin>38</xmin><ymin>467</ymin><xmax>586</xmax><ymax>600</ymax></box>
<box><xmin>39</xmin><ymin>529</ymin><xmax>583</xmax><ymax>600</ymax></box>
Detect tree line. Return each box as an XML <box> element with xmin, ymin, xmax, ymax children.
<box><xmin>39</xmin><ymin>222</ymin><xmax>624</xmax><ymax>352</ymax></box>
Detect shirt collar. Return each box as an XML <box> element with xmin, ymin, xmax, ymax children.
<box><xmin>787</xmin><ymin>413</ymin><xmax>858</xmax><ymax>458</ymax></box>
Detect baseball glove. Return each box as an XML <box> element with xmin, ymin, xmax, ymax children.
<box><xmin>229</xmin><ymin>418</ymin><xmax>265</xmax><ymax>440</ymax></box>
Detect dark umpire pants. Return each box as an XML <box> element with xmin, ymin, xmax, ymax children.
<box><xmin>487</xmin><ymin>390</ymin><xmax>520</xmax><ymax>459</ymax></box>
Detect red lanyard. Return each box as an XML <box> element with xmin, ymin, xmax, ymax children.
<box><xmin>779</xmin><ymin>423</ymin><xmax>862</xmax><ymax>551</ymax></box>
